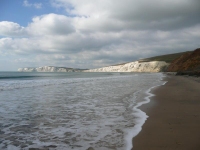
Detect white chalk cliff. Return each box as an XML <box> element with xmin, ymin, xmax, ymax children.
<box><xmin>18</xmin><ymin>61</ymin><xmax>169</xmax><ymax>72</ymax></box>
<box><xmin>18</xmin><ymin>66</ymin><xmax>84</xmax><ymax>72</ymax></box>
<box><xmin>85</xmin><ymin>61</ymin><xmax>169</xmax><ymax>72</ymax></box>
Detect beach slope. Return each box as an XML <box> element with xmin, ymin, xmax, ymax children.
<box><xmin>132</xmin><ymin>75</ymin><xmax>200</xmax><ymax>150</ymax></box>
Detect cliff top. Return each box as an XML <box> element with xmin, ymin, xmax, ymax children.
<box><xmin>111</xmin><ymin>51</ymin><xmax>190</xmax><ymax>67</ymax></box>
<box><xmin>139</xmin><ymin>51</ymin><xmax>191</xmax><ymax>63</ymax></box>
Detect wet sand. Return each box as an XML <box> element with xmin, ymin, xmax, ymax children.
<box><xmin>132</xmin><ymin>75</ymin><xmax>200</xmax><ymax>150</ymax></box>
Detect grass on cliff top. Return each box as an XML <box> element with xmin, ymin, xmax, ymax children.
<box><xmin>138</xmin><ymin>51</ymin><xmax>191</xmax><ymax>63</ymax></box>
<box><xmin>111</xmin><ymin>51</ymin><xmax>191</xmax><ymax>67</ymax></box>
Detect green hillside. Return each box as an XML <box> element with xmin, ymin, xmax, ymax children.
<box><xmin>139</xmin><ymin>51</ymin><xmax>191</xmax><ymax>63</ymax></box>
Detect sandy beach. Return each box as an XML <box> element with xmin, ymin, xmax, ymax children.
<box><xmin>132</xmin><ymin>75</ymin><xmax>200</xmax><ymax>150</ymax></box>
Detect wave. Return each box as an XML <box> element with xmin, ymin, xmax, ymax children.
<box><xmin>0</xmin><ymin>72</ymin><xmax>165</xmax><ymax>150</ymax></box>
<box><xmin>0</xmin><ymin>74</ymin><xmax>131</xmax><ymax>91</ymax></box>
<box><xmin>0</xmin><ymin>76</ymin><xmax>44</xmax><ymax>80</ymax></box>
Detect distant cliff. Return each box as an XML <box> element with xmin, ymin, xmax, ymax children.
<box><xmin>18</xmin><ymin>66</ymin><xmax>86</xmax><ymax>72</ymax></box>
<box><xmin>85</xmin><ymin>61</ymin><xmax>169</xmax><ymax>72</ymax></box>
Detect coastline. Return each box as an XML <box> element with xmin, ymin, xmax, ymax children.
<box><xmin>126</xmin><ymin>73</ymin><xmax>167</xmax><ymax>150</ymax></box>
<box><xmin>132</xmin><ymin>75</ymin><xmax>200</xmax><ymax>150</ymax></box>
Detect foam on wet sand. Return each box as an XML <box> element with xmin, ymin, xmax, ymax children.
<box><xmin>132</xmin><ymin>75</ymin><xmax>200</xmax><ymax>150</ymax></box>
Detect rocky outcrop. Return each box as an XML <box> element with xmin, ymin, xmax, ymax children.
<box><xmin>18</xmin><ymin>66</ymin><xmax>85</xmax><ymax>72</ymax></box>
<box><xmin>85</xmin><ymin>61</ymin><xmax>169</xmax><ymax>72</ymax></box>
<box><xmin>167</xmin><ymin>48</ymin><xmax>200</xmax><ymax>72</ymax></box>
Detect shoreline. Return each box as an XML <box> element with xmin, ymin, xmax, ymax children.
<box><xmin>126</xmin><ymin>73</ymin><xmax>167</xmax><ymax>150</ymax></box>
<box><xmin>132</xmin><ymin>75</ymin><xmax>200</xmax><ymax>150</ymax></box>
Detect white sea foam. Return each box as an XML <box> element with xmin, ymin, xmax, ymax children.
<box><xmin>125</xmin><ymin>76</ymin><xmax>167</xmax><ymax>150</ymax></box>
<box><xmin>0</xmin><ymin>72</ymin><xmax>165</xmax><ymax>150</ymax></box>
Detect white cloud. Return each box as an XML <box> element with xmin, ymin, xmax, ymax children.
<box><xmin>23</xmin><ymin>0</ymin><xmax>42</xmax><ymax>9</ymax></box>
<box><xmin>27</xmin><ymin>14</ymin><xmax>74</xmax><ymax>36</ymax></box>
<box><xmin>0</xmin><ymin>21</ymin><xmax>27</xmax><ymax>37</ymax></box>
<box><xmin>1</xmin><ymin>0</ymin><xmax>200</xmax><ymax>70</ymax></box>
<box><xmin>52</xmin><ymin>0</ymin><xmax>200</xmax><ymax>31</ymax></box>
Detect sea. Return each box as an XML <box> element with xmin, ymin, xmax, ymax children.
<box><xmin>0</xmin><ymin>72</ymin><xmax>166</xmax><ymax>150</ymax></box>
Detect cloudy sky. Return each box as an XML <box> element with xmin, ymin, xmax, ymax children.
<box><xmin>0</xmin><ymin>0</ymin><xmax>200</xmax><ymax>71</ymax></box>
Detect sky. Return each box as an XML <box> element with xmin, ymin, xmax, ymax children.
<box><xmin>0</xmin><ymin>0</ymin><xmax>200</xmax><ymax>71</ymax></box>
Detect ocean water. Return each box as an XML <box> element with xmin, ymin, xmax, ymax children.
<box><xmin>0</xmin><ymin>72</ymin><xmax>165</xmax><ymax>150</ymax></box>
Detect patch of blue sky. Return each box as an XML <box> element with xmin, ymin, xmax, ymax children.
<box><xmin>0</xmin><ymin>0</ymin><xmax>74</xmax><ymax>26</ymax></box>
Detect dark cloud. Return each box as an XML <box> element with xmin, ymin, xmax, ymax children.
<box><xmin>110</xmin><ymin>0</ymin><xmax>200</xmax><ymax>30</ymax></box>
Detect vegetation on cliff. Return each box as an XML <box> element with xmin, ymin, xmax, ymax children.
<box><xmin>139</xmin><ymin>51</ymin><xmax>190</xmax><ymax>63</ymax></box>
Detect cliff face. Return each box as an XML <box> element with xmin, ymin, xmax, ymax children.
<box><xmin>85</xmin><ymin>61</ymin><xmax>169</xmax><ymax>72</ymax></box>
<box><xmin>18</xmin><ymin>61</ymin><xmax>170</xmax><ymax>73</ymax></box>
<box><xmin>18</xmin><ymin>66</ymin><xmax>84</xmax><ymax>72</ymax></box>
<box><xmin>19</xmin><ymin>49</ymin><xmax>200</xmax><ymax>73</ymax></box>
<box><xmin>167</xmin><ymin>48</ymin><xmax>200</xmax><ymax>72</ymax></box>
